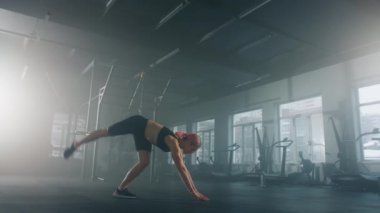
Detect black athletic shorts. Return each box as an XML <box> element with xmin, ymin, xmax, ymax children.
<box><xmin>108</xmin><ymin>115</ymin><xmax>152</xmax><ymax>152</ymax></box>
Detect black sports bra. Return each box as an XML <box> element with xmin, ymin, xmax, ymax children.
<box><xmin>156</xmin><ymin>127</ymin><xmax>178</xmax><ymax>152</ymax></box>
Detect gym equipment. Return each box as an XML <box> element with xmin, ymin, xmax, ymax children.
<box><xmin>255</xmin><ymin>127</ymin><xmax>271</xmax><ymax>174</ymax></box>
<box><xmin>91</xmin><ymin>63</ymin><xmax>115</xmax><ymax>181</ymax></box>
<box><xmin>247</xmin><ymin>132</ymin><xmax>295</xmax><ymax>185</ymax></box>
<box><xmin>253</xmin><ymin>127</ymin><xmax>271</xmax><ymax>186</ymax></box>
<box><xmin>299</xmin><ymin>151</ymin><xmax>314</xmax><ymax>175</ymax></box>
<box><xmin>194</xmin><ymin>143</ymin><xmax>242</xmax><ymax>181</ymax></box>
<box><xmin>286</xmin><ymin>151</ymin><xmax>316</xmax><ymax>185</ymax></box>
<box><xmin>211</xmin><ymin>143</ymin><xmax>241</xmax><ymax>177</ymax></box>
<box><xmin>248</xmin><ymin>126</ymin><xmax>320</xmax><ymax>186</ymax></box>
<box><xmin>329</xmin><ymin>117</ymin><xmax>352</xmax><ymax>173</ymax></box>
<box><xmin>150</xmin><ymin>78</ymin><xmax>172</xmax><ymax>183</ymax></box>
<box><xmin>264</xmin><ymin>138</ymin><xmax>319</xmax><ymax>185</ymax></box>
<box><xmin>77</xmin><ymin>59</ymin><xmax>115</xmax><ymax>181</ymax></box>
<box><xmin>262</xmin><ymin>138</ymin><xmax>294</xmax><ymax>183</ymax></box>
<box><xmin>329</xmin><ymin>117</ymin><xmax>380</xmax><ymax>191</ymax></box>
<box><xmin>127</xmin><ymin>72</ymin><xmax>144</xmax><ymax>115</ymax></box>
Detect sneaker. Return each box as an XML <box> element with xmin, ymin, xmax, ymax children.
<box><xmin>63</xmin><ymin>143</ymin><xmax>76</xmax><ymax>159</ymax></box>
<box><xmin>112</xmin><ymin>188</ymin><xmax>137</xmax><ymax>199</ymax></box>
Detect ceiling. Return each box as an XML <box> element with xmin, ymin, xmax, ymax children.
<box><xmin>1</xmin><ymin>0</ymin><xmax>380</xmax><ymax>113</ymax></box>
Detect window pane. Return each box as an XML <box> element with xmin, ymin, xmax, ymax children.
<box><xmin>279</xmin><ymin>96</ymin><xmax>325</xmax><ymax>165</ymax></box>
<box><xmin>295</xmin><ymin>116</ymin><xmax>310</xmax><ymax>163</ymax></box>
<box><xmin>50</xmin><ymin>113</ymin><xmax>69</xmax><ymax>157</ymax></box>
<box><xmin>204</xmin><ymin>131</ymin><xmax>210</xmax><ymax>162</ymax></box>
<box><xmin>280</xmin><ymin>118</ymin><xmax>292</xmax><ymax>141</ymax></box>
<box><xmin>211</xmin><ymin>130</ymin><xmax>215</xmax><ymax>161</ymax></box>
<box><xmin>360</xmin><ymin>104</ymin><xmax>380</xmax><ymax>131</ymax></box>
<box><xmin>172</xmin><ymin>124</ymin><xmax>186</xmax><ymax>132</ymax></box>
<box><xmin>359</xmin><ymin>84</ymin><xmax>380</xmax><ymax>104</ymax></box>
<box><xmin>279</xmin><ymin>118</ymin><xmax>295</xmax><ymax>172</ymax></box>
<box><xmin>359</xmin><ymin>104</ymin><xmax>380</xmax><ymax>160</ymax></box>
<box><xmin>195</xmin><ymin>119</ymin><xmax>215</xmax><ymax>164</ymax></box>
<box><xmin>243</xmin><ymin>125</ymin><xmax>254</xmax><ymax>166</ymax></box>
<box><xmin>233</xmin><ymin>126</ymin><xmax>243</xmax><ymax>164</ymax></box>
<box><xmin>254</xmin><ymin>124</ymin><xmax>263</xmax><ymax>166</ymax></box>
<box><xmin>233</xmin><ymin>109</ymin><xmax>262</xmax><ymax>125</ymax></box>
<box><xmin>197</xmin><ymin>119</ymin><xmax>214</xmax><ymax>131</ymax></box>
<box><xmin>311</xmin><ymin>113</ymin><xmax>326</xmax><ymax>162</ymax></box>
<box><xmin>280</xmin><ymin>97</ymin><xmax>322</xmax><ymax>118</ymax></box>
<box><xmin>232</xmin><ymin>109</ymin><xmax>263</xmax><ymax>168</ymax></box>
<box><xmin>70</xmin><ymin>115</ymin><xmax>86</xmax><ymax>159</ymax></box>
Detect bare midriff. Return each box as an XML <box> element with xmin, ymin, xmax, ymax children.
<box><xmin>144</xmin><ymin>120</ymin><xmax>163</xmax><ymax>145</ymax></box>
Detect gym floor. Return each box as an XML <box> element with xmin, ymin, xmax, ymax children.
<box><xmin>0</xmin><ymin>176</ymin><xmax>379</xmax><ymax>213</ymax></box>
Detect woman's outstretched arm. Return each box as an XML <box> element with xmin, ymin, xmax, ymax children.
<box><xmin>167</xmin><ymin>136</ymin><xmax>209</xmax><ymax>201</ymax></box>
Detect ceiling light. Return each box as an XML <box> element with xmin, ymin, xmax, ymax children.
<box><xmin>103</xmin><ymin>0</ymin><xmax>117</xmax><ymax>17</ymax></box>
<box><xmin>238</xmin><ymin>33</ymin><xmax>275</xmax><ymax>53</ymax></box>
<box><xmin>150</xmin><ymin>48</ymin><xmax>180</xmax><ymax>68</ymax></box>
<box><xmin>238</xmin><ymin>0</ymin><xmax>271</xmax><ymax>19</ymax></box>
<box><xmin>199</xmin><ymin>18</ymin><xmax>236</xmax><ymax>43</ymax></box>
<box><xmin>156</xmin><ymin>0</ymin><xmax>191</xmax><ymax>30</ymax></box>
<box><xmin>81</xmin><ymin>59</ymin><xmax>94</xmax><ymax>75</ymax></box>
<box><xmin>234</xmin><ymin>74</ymin><xmax>271</xmax><ymax>88</ymax></box>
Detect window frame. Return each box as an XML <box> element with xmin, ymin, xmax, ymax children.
<box><xmin>231</xmin><ymin>108</ymin><xmax>263</xmax><ymax>168</ymax></box>
<box><xmin>355</xmin><ymin>82</ymin><xmax>380</xmax><ymax>161</ymax></box>
<box><xmin>278</xmin><ymin>95</ymin><xmax>326</xmax><ymax>164</ymax></box>
<box><xmin>193</xmin><ymin>118</ymin><xmax>215</xmax><ymax>165</ymax></box>
<box><xmin>50</xmin><ymin>112</ymin><xmax>85</xmax><ymax>159</ymax></box>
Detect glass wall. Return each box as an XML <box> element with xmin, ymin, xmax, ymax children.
<box><xmin>232</xmin><ymin>109</ymin><xmax>263</xmax><ymax>172</ymax></box>
<box><xmin>50</xmin><ymin>113</ymin><xmax>86</xmax><ymax>159</ymax></box>
<box><xmin>358</xmin><ymin>84</ymin><xmax>380</xmax><ymax>160</ymax></box>
<box><xmin>194</xmin><ymin>119</ymin><xmax>215</xmax><ymax>164</ymax></box>
<box><xmin>279</xmin><ymin>96</ymin><xmax>326</xmax><ymax>164</ymax></box>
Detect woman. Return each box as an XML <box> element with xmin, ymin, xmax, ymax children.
<box><xmin>64</xmin><ymin>115</ymin><xmax>209</xmax><ymax>201</ymax></box>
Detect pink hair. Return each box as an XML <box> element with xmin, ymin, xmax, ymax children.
<box><xmin>175</xmin><ymin>131</ymin><xmax>201</xmax><ymax>147</ymax></box>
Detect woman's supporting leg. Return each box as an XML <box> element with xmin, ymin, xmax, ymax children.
<box><xmin>118</xmin><ymin>151</ymin><xmax>150</xmax><ymax>190</ymax></box>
